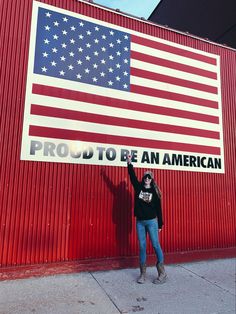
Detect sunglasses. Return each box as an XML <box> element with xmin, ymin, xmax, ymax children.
<box><xmin>144</xmin><ymin>175</ymin><xmax>152</xmax><ymax>180</ymax></box>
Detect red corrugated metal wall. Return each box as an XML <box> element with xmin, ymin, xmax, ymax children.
<box><xmin>0</xmin><ymin>0</ymin><xmax>235</xmax><ymax>269</ymax></box>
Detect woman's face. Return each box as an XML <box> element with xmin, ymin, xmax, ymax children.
<box><xmin>144</xmin><ymin>174</ymin><xmax>152</xmax><ymax>184</ymax></box>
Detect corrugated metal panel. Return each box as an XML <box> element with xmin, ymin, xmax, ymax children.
<box><xmin>0</xmin><ymin>0</ymin><xmax>235</xmax><ymax>269</ymax></box>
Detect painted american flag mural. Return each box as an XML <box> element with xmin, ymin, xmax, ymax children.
<box><xmin>21</xmin><ymin>1</ymin><xmax>224</xmax><ymax>172</ymax></box>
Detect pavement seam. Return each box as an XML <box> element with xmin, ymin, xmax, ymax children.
<box><xmin>178</xmin><ymin>265</ymin><xmax>235</xmax><ymax>297</ymax></box>
<box><xmin>90</xmin><ymin>272</ymin><xmax>122</xmax><ymax>314</ymax></box>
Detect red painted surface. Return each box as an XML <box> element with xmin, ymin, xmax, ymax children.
<box><xmin>0</xmin><ymin>0</ymin><xmax>235</xmax><ymax>272</ymax></box>
<box><xmin>1</xmin><ymin>247</ymin><xmax>235</xmax><ymax>281</ymax></box>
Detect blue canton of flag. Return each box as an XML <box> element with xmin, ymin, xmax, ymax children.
<box><xmin>34</xmin><ymin>8</ymin><xmax>131</xmax><ymax>91</ymax></box>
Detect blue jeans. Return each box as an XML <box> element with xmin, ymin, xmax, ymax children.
<box><xmin>136</xmin><ymin>218</ymin><xmax>164</xmax><ymax>265</ymax></box>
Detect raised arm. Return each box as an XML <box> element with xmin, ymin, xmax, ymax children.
<box><xmin>127</xmin><ymin>155</ymin><xmax>140</xmax><ymax>191</ymax></box>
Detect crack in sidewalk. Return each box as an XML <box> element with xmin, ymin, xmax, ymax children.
<box><xmin>179</xmin><ymin>265</ymin><xmax>235</xmax><ymax>297</ymax></box>
<box><xmin>90</xmin><ymin>272</ymin><xmax>122</xmax><ymax>313</ymax></box>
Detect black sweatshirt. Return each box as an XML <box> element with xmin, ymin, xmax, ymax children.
<box><xmin>128</xmin><ymin>164</ymin><xmax>163</xmax><ymax>228</ymax></box>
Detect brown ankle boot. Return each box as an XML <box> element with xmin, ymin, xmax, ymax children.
<box><xmin>137</xmin><ymin>264</ymin><xmax>146</xmax><ymax>284</ymax></box>
<box><xmin>153</xmin><ymin>262</ymin><xmax>167</xmax><ymax>284</ymax></box>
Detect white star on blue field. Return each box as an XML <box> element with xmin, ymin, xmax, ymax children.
<box><xmin>93</xmin><ymin>0</ymin><xmax>161</xmax><ymax>19</ymax></box>
<box><xmin>34</xmin><ymin>8</ymin><xmax>132</xmax><ymax>91</ymax></box>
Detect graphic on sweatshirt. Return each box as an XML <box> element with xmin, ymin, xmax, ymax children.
<box><xmin>139</xmin><ymin>190</ymin><xmax>153</xmax><ymax>203</ymax></box>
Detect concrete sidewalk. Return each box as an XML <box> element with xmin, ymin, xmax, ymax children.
<box><xmin>0</xmin><ymin>258</ymin><xmax>235</xmax><ymax>314</ymax></box>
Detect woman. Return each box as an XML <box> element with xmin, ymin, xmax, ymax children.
<box><xmin>127</xmin><ymin>155</ymin><xmax>167</xmax><ymax>284</ymax></box>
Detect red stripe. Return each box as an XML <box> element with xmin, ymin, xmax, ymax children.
<box><xmin>31</xmin><ymin>104</ymin><xmax>220</xmax><ymax>140</ymax></box>
<box><xmin>131</xmin><ymin>67</ymin><xmax>218</xmax><ymax>94</ymax></box>
<box><xmin>32</xmin><ymin>84</ymin><xmax>219</xmax><ymax>124</ymax></box>
<box><xmin>29</xmin><ymin>126</ymin><xmax>221</xmax><ymax>155</ymax></box>
<box><xmin>132</xmin><ymin>34</ymin><xmax>217</xmax><ymax>65</ymax></box>
<box><xmin>131</xmin><ymin>51</ymin><xmax>217</xmax><ymax>80</ymax></box>
<box><xmin>131</xmin><ymin>85</ymin><xmax>218</xmax><ymax>109</ymax></box>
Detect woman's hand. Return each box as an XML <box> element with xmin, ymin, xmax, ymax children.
<box><xmin>127</xmin><ymin>154</ymin><xmax>132</xmax><ymax>164</ymax></box>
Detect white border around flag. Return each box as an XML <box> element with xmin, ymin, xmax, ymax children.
<box><xmin>21</xmin><ymin>1</ymin><xmax>224</xmax><ymax>173</ymax></box>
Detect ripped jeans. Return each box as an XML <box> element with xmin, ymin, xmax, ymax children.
<box><xmin>136</xmin><ymin>218</ymin><xmax>164</xmax><ymax>265</ymax></box>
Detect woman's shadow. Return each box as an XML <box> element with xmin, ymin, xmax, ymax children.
<box><xmin>101</xmin><ymin>169</ymin><xmax>133</xmax><ymax>256</ymax></box>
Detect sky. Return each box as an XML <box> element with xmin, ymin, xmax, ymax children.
<box><xmin>92</xmin><ymin>0</ymin><xmax>161</xmax><ymax>19</ymax></box>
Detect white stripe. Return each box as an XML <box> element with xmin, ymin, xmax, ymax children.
<box><xmin>131</xmin><ymin>59</ymin><xmax>218</xmax><ymax>87</ymax></box>
<box><xmin>31</xmin><ymin>94</ymin><xmax>221</xmax><ymax>132</ymax></box>
<box><xmin>131</xmin><ymin>76</ymin><xmax>218</xmax><ymax>101</ymax></box>
<box><xmin>33</xmin><ymin>75</ymin><xmax>220</xmax><ymax>117</ymax></box>
<box><xmin>132</xmin><ymin>43</ymin><xmax>217</xmax><ymax>73</ymax></box>
<box><xmin>30</xmin><ymin>115</ymin><xmax>220</xmax><ymax>147</ymax></box>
